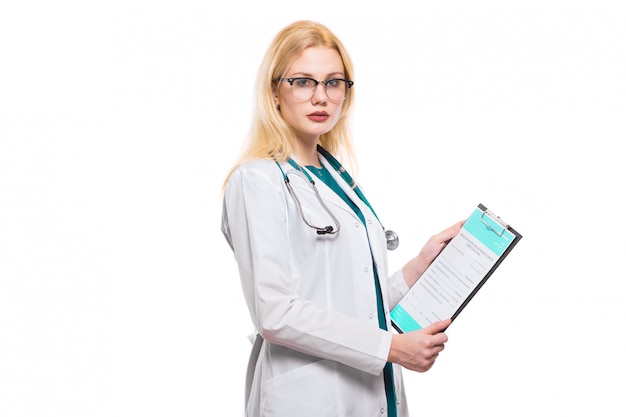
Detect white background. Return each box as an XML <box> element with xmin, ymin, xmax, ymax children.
<box><xmin>1</xmin><ymin>1</ymin><xmax>624</xmax><ymax>416</ymax></box>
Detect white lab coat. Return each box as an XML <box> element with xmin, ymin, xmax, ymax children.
<box><xmin>221</xmin><ymin>154</ymin><xmax>411</xmax><ymax>417</ymax></box>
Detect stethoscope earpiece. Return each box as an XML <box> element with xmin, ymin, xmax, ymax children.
<box><xmin>317</xmin><ymin>226</ymin><xmax>334</xmax><ymax>235</ymax></box>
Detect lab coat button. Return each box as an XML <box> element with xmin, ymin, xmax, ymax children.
<box><xmin>380</xmin><ymin>408</ymin><xmax>385</xmax><ymax>414</ymax></box>
<box><xmin>369</xmin><ymin>313</ymin><xmax>374</xmax><ymax>319</ymax></box>
<box><xmin>355</xmin><ymin>222</ymin><xmax>360</xmax><ymax>228</ymax></box>
<box><xmin>364</xmin><ymin>267</ymin><xmax>369</xmax><ymax>272</ymax></box>
<box><xmin>367</xmin><ymin>219</ymin><xmax>373</xmax><ymax>225</ymax></box>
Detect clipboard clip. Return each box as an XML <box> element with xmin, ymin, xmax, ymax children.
<box><xmin>480</xmin><ymin>208</ymin><xmax>508</xmax><ymax>237</ymax></box>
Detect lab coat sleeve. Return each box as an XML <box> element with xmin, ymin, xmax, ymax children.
<box><xmin>222</xmin><ymin>162</ymin><xmax>391</xmax><ymax>376</ymax></box>
<box><xmin>386</xmin><ymin>269</ymin><xmax>409</xmax><ymax>309</ymax></box>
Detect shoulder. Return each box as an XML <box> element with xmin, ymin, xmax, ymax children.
<box><xmin>222</xmin><ymin>158</ymin><xmax>290</xmax><ymax>221</ymax></box>
<box><xmin>225</xmin><ymin>158</ymin><xmax>286</xmax><ymax>195</ymax></box>
<box><xmin>237</xmin><ymin>158</ymin><xmax>279</xmax><ymax>174</ymax></box>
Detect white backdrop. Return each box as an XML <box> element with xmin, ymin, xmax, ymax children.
<box><xmin>1</xmin><ymin>1</ymin><xmax>624</xmax><ymax>416</ymax></box>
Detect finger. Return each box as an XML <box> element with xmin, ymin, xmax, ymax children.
<box><xmin>421</xmin><ymin>318</ymin><xmax>452</xmax><ymax>335</ymax></box>
<box><xmin>438</xmin><ymin>220</ymin><xmax>464</xmax><ymax>241</ymax></box>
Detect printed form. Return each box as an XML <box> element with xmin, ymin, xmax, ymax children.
<box><xmin>390</xmin><ymin>205</ymin><xmax>521</xmax><ymax>333</ymax></box>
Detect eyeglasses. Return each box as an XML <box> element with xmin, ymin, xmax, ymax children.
<box><xmin>278</xmin><ymin>77</ymin><xmax>354</xmax><ymax>102</ymax></box>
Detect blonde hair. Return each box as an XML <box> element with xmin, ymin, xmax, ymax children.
<box><xmin>223</xmin><ymin>20</ymin><xmax>358</xmax><ymax>188</ymax></box>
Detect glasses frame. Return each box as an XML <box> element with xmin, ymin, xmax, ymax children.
<box><xmin>278</xmin><ymin>77</ymin><xmax>354</xmax><ymax>102</ymax></box>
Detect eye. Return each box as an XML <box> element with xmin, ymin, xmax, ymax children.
<box><xmin>325</xmin><ymin>79</ymin><xmax>342</xmax><ymax>88</ymax></box>
<box><xmin>293</xmin><ymin>78</ymin><xmax>314</xmax><ymax>88</ymax></box>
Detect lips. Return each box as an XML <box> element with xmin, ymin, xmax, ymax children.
<box><xmin>307</xmin><ymin>111</ymin><xmax>329</xmax><ymax>122</ymax></box>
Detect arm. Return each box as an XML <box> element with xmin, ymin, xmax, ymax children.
<box><xmin>387</xmin><ymin>221</ymin><xmax>464</xmax><ymax>372</ymax></box>
<box><xmin>401</xmin><ymin>220</ymin><xmax>464</xmax><ymax>288</ymax></box>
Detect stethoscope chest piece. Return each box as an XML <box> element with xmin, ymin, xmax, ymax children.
<box><xmin>385</xmin><ymin>229</ymin><xmax>399</xmax><ymax>251</ymax></box>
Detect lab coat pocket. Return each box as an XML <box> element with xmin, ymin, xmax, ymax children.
<box><xmin>260</xmin><ymin>359</ymin><xmax>340</xmax><ymax>417</ymax></box>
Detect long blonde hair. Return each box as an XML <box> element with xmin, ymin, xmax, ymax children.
<box><xmin>223</xmin><ymin>20</ymin><xmax>358</xmax><ymax>188</ymax></box>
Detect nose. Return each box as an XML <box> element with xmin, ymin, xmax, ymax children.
<box><xmin>311</xmin><ymin>82</ymin><xmax>327</xmax><ymax>104</ymax></box>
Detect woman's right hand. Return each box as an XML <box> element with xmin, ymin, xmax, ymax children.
<box><xmin>387</xmin><ymin>319</ymin><xmax>451</xmax><ymax>372</ymax></box>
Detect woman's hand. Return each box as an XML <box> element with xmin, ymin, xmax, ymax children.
<box><xmin>388</xmin><ymin>319</ymin><xmax>451</xmax><ymax>372</ymax></box>
<box><xmin>402</xmin><ymin>220</ymin><xmax>464</xmax><ymax>288</ymax></box>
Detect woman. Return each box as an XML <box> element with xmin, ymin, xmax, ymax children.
<box><xmin>221</xmin><ymin>20</ymin><xmax>463</xmax><ymax>417</ymax></box>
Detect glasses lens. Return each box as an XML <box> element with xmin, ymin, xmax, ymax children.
<box><xmin>291</xmin><ymin>78</ymin><xmax>316</xmax><ymax>100</ymax></box>
<box><xmin>289</xmin><ymin>78</ymin><xmax>350</xmax><ymax>101</ymax></box>
<box><xmin>325</xmin><ymin>79</ymin><xmax>348</xmax><ymax>101</ymax></box>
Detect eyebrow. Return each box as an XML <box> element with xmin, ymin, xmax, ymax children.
<box><xmin>288</xmin><ymin>71</ymin><xmax>345</xmax><ymax>79</ymax></box>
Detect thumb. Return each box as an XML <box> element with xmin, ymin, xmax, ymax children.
<box><xmin>421</xmin><ymin>318</ymin><xmax>452</xmax><ymax>335</ymax></box>
<box><xmin>437</xmin><ymin>220</ymin><xmax>464</xmax><ymax>242</ymax></box>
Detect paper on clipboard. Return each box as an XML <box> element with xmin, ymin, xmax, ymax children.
<box><xmin>390</xmin><ymin>203</ymin><xmax>522</xmax><ymax>333</ymax></box>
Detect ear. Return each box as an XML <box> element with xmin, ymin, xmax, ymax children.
<box><xmin>273</xmin><ymin>91</ymin><xmax>280</xmax><ymax>111</ymax></box>
<box><xmin>273</xmin><ymin>90</ymin><xmax>279</xmax><ymax>106</ymax></box>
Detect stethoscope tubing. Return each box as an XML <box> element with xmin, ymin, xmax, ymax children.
<box><xmin>274</xmin><ymin>145</ymin><xmax>399</xmax><ymax>250</ymax></box>
<box><xmin>282</xmin><ymin>169</ymin><xmax>341</xmax><ymax>235</ymax></box>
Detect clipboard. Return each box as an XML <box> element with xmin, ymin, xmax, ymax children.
<box><xmin>390</xmin><ymin>203</ymin><xmax>522</xmax><ymax>333</ymax></box>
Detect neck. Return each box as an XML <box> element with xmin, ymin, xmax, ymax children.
<box><xmin>293</xmin><ymin>141</ymin><xmax>321</xmax><ymax>168</ymax></box>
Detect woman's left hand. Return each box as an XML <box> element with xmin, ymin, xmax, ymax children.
<box><xmin>402</xmin><ymin>220</ymin><xmax>464</xmax><ymax>288</ymax></box>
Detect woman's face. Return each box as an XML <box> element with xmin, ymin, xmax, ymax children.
<box><xmin>274</xmin><ymin>46</ymin><xmax>346</xmax><ymax>145</ymax></box>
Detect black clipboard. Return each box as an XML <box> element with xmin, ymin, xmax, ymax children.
<box><xmin>390</xmin><ymin>203</ymin><xmax>522</xmax><ymax>333</ymax></box>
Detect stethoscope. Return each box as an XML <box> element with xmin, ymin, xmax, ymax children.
<box><xmin>274</xmin><ymin>145</ymin><xmax>399</xmax><ymax>251</ymax></box>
